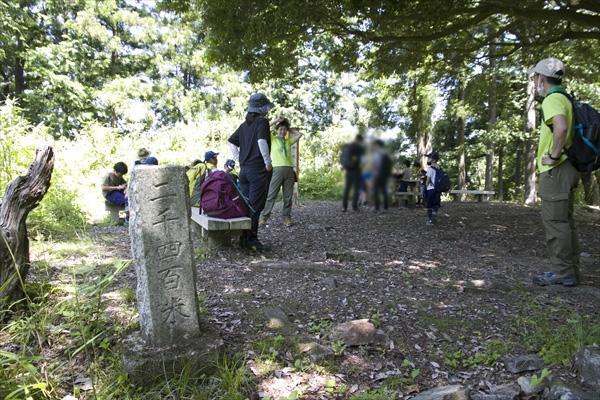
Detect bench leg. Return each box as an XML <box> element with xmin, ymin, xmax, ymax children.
<box><xmin>476</xmin><ymin>194</ymin><xmax>483</xmax><ymax>202</ymax></box>
<box><xmin>110</xmin><ymin>209</ymin><xmax>121</xmax><ymax>222</ymax></box>
<box><xmin>207</xmin><ymin>231</ymin><xmax>232</xmax><ymax>247</ymax></box>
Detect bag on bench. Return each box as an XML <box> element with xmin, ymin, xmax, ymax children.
<box><xmin>200</xmin><ymin>170</ymin><xmax>252</xmax><ymax>219</ymax></box>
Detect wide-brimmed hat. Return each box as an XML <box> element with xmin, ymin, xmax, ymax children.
<box><xmin>137</xmin><ymin>148</ymin><xmax>150</xmax><ymax>159</ymax></box>
<box><xmin>246</xmin><ymin>93</ymin><xmax>274</xmax><ymax>114</ymax></box>
<box><xmin>527</xmin><ymin>58</ymin><xmax>565</xmax><ymax>79</ymax></box>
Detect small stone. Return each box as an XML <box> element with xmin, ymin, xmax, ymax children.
<box><xmin>410</xmin><ymin>385</ymin><xmax>469</xmax><ymax>400</ymax></box>
<box><xmin>574</xmin><ymin>345</ymin><xmax>600</xmax><ymax>389</ymax></box>
<box><xmin>503</xmin><ymin>354</ymin><xmax>545</xmax><ymax>373</ymax></box>
<box><xmin>518</xmin><ymin>375</ymin><xmax>549</xmax><ymax>396</ymax></box>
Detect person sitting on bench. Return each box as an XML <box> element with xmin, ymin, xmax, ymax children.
<box><xmin>101</xmin><ymin>162</ymin><xmax>129</xmax><ymax>225</ymax></box>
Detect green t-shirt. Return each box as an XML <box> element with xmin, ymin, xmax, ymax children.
<box><xmin>101</xmin><ymin>172</ymin><xmax>126</xmax><ymax>198</ymax></box>
<box><xmin>271</xmin><ymin>134</ymin><xmax>295</xmax><ymax>167</ymax></box>
<box><xmin>537</xmin><ymin>88</ymin><xmax>573</xmax><ymax>173</ymax></box>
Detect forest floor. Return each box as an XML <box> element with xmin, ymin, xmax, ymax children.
<box><xmin>75</xmin><ymin>200</ymin><xmax>600</xmax><ymax>398</ymax></box>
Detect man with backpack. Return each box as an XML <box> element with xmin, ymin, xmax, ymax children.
<box><xmin>528</xmin><ymin>57</ymin><xmax>580</xmax><ymax>287</ymax></box>
<box><xmin>341</xmin><ymin>134</ymin><xmax>365</xmax><ymax>212</ymax></box>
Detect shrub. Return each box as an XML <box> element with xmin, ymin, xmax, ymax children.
<box><xmin>299</xmin><ymin>167</ymin><xmax>344</xmax><ymax>200</ymax></box>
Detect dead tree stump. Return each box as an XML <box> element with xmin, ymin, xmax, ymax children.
<box><xmin>0</xmin><ymin>145</ymin><xmax>54</xmax><ymax>312</ymax></box>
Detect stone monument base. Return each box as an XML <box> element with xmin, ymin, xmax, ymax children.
<box><xmin>121</xmin><ymin>329</ymin><xmax>223</xmax><ymax>385</ymax></box>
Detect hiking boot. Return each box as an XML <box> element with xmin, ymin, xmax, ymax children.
<box><xmin>258</xmin><ymin>219</ymin><xmax>267</xmax><ymax>226</ymax></box>
<box><xmin>532</xmin><ymin>272</ymin><xmax>579</xmax><ymax>287</ymax></box>
<box><xmin>341</xmin><ymin>208</ymin><xmax>347</xmax><ymax>213</ymax></box>
<box><xmin>243</xmin><ymin>239</ymin><xmax>271</xmax><ymax>251</ymax></box>
<box><xmin>284</xmin><ymin>220</ymin><xmax>293</xmax><ymax>227</ymax></box>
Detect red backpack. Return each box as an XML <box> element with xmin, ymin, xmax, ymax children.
<box><xmin>199</xmin><ymin>170</ymin><xmax>252</xmax><ymax>218</ymax></box>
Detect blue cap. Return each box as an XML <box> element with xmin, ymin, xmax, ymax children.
<box><xmin>426</xmin><ymin>152</ymin><xmax>439</xmax><ymax>161</ymax></box>
<box><xmin>204</xmin><ymin>151</ymin><xmax>219</xmax><ymax>162</ymax></box>
<box><xmin>226</xmin><ymin>159</ymin><xmax>235</xmax><ymax>169</ymax></box>
<box><xmin>142</xmin><ymin>156</ymin><xmax>158</xmax><ymax>165</ymax></box>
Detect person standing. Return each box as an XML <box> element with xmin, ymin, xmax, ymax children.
<box><xmin>397</xmin><ymin>159</ymin><xmax>412</xmax><ymax>207</ymax></box>
<box><xmin>259</xmin><ymin>117</ymin><xmax>303</xmax><ymax>226</ymax></box>
<box><xmin>528</xmin><ymin>57</ymin><xmax>580</xmax><ymax>287</ymax></box>
<box><xmin>341</xmin><ymin>134</ymin><xmax>365</xmax><ymax>212</ymax></box>
<box><xmin>424</xmin><ymin>152</ymin><xmax>441</xmax><ymax>226</ymax></box>
<box><xmin>371</xmin><ymin>139</ymin><xmax>391</xmax><ymax>213</ymax></box>
<box><xmin>228</xmin><ymin>93</ymin><xmax>275</xmax><ymax>251</ymax></box>
<box><xmin>413</xmin><ymin>161</ymin><xmax>426</xmax><ymax>207</ymax></box>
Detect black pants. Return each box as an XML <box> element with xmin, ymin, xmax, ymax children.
<box><xmin>239</xmin><ymin>166</ymin><xmax>272</xmax><ymax>240</ymax></box>
<box><xmin>343</xmin><ymin>169</ymin><xmax>361</xmax><ymax>210</ymax></box>
<box><xmin>373</xmin><ymin>175</ymin><xmax>389</xmax><ymax>211</ymax></box>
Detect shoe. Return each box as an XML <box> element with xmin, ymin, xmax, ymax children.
<box><xmin>341</xmin><ymin>208</ymin><xmax>347</xmax><ymax>213</ymax></box>
<box><xmin>258</xmin><ymin>219</ymin><xmax>266</xmax><ymax>226</ymax></box>
<box><xmin>532</xmin><ymin>272</ymin><xmax>579</xmax><ymax>287</ymax></box>
<box><xmin>432</xmin><ymin>212</ymin><xmax>437</xmax><ymax>224</ymax></box>
<box><xmin>371</xmin><ymin>209</ymin><xmax>380</xmax><ymax>214</ymax></box>
<box><xmin>426</xmin><ymin>220</ymin><xmax>433</xmax><ymax>226</ymax></box>
<box><xmin>123</xmin><ymin>219</ymin><xmax>129</xmax><ymax>227</ymax></box>
<box><xmin>243</xmin><ymin>239</ymin><xmax>271</xmax><ymax>251</ymax></box>
<box><xmin>284</xmin><ymin>220</ymin><xmax>293</xmax><ymax>227</ymax></box>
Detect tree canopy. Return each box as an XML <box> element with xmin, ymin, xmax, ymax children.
<box><xmin>180</xmin><ymin>0</ymin><xmax>600</xmax><ymax>79</ymax></box>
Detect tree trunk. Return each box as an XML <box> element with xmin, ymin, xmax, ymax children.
<box><xmin>497</xmin><ymin>146</ymin><xmax>504</xmax><ymax>201</ymax></box>
<box><xmin>457</xmin><ymin>84</ymin><xmax>467</xmax><ymax>201</ymax></box>
<box><xmin>523</xmin><ymin>69</ymin><xmax>538</xmax><ymax>205</ymax></box>
<box><xmin>484</xmin><ymin>47</ymin><xmax>497</xmax><ymax>200</ymax></box>
<box><xmin>0</xmin><ymin>146</ymin><xmax>54</xmax><ymax>312</ymax></box>
<box><xmin>583</xmin><ymin>172</ymin><xmax>600</xmax><ymax>205</ymax></box>
<box><xmin>514</xmin><ymin>140</ymin><xmax>523</xmax><ymax>200</ymax></box>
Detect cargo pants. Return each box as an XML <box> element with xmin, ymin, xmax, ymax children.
<box><xmin>538</xmin><ymin>161</ymin><xmax>581</xmax><ymax>277</ymax></box>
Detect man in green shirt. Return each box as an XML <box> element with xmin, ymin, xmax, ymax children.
<box><xmin>528</xmin><ymin>57</ymin><xmax>580</xmax><ymax>287</ymax></box>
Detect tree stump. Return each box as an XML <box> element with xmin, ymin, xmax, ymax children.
<box><xmin>0</xmin><ymin>145</ymin><xmax>54</xmax><ymax>313</ymax></box>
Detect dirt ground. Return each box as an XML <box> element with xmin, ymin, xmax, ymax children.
<box><xmin>93</xmin><ymin>200</ymin><xmax>600</xmax><ymax>398</ymax></box>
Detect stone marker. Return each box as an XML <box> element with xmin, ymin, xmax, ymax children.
<box><xmin>129</xmin><ymin>164</ymin><xmax>200</xmax><ymax>346</ymax></box>
<box><xmin>122</xmin><ymin>165</ymin><xmax>221</xmax><ymax>384</ymax></box>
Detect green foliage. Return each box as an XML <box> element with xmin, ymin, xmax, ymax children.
<box><xmin>512</xmin><ymin>294</ymin><xmax>600</xmax><ymax>364</ymax></box>
<box><xmin>299</xmin><ymin>167</ymin><xmax>343</xmax><ymax>200</ymax></box>
<box><xmin>306</xmin><ymin>315</ymin><xmax>333</xmax><ymax>337</ymax></box>
<box><xmin>350</xmin><ymin>387</ymin><xmax>398</xmax><ymax>399</ymax></box>
<box><xmin>0</xmin><ymin>249</ymin><xmax>132</xmax><ymax>400</ymax></box>
<box><xmin>531</xmin><ymin>368</ymin><xmax>552</xmax><ymax>387</ymax></box>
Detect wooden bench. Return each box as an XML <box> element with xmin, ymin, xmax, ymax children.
<box><xmin>392</xmin><ymin>191</ymin><xmax>420</xmax><ymax>207</ymax></box>
<box><xmin>190</xmin><ymin>208</ymin><xmax>251</xmax><ymax>247</ymax></box>
<box><xmin>449</xmin><ymin>190</ymin><xmax>495</xmax><ymax>202</ymax></box>
<box><xmin>105</xmin><ymin>202</ymin><xmax>125</xmax><ymax>222</ymax></box>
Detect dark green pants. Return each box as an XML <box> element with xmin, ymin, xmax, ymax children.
<box><xmin>538</xmin><ymin>161</ymin><xmax>581</xmax><ymax>276</ymax></box>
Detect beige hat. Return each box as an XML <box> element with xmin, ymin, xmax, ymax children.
<box><xmin>137</xmin><ymin>148</ymin><xmax>150</xmax><ymax>159</ymax></box>
<box><xmin>527</xmin><ymin>58</ymin><xmax>565</xmax><ymax>79</ymax></box>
